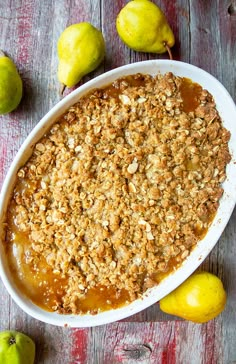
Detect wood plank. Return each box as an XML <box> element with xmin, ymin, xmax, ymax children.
<box><xmin>189</xmin><ymin>2</ymin><xmax>236</xmax><ymax>363</ymax></box>
<box><xmin>69</xmin><ymin>321</ymin><xmax>225</xmax><ymax>364</ymax></box>
<box><xmin>101</xmin><ymin>0</ymin><xmax>130</xmax><ymax>71</ymax></box>
<box><xmin>218</xmin><ymin>0</ymin><xmax>236</xmax><ymax>98</ymax></box>
<box><xmin>0</xmin><ymin>0</ymin><xmax>236</xmax><ymax>363</ymax></box>
<box><xmin>154</xmin><ymin>0</ymin><xmax>189</xmax><ymax>62</ymax></box>
<box><xmin>221</xmin><ymin>209</ymin><xmax>236</xmax><ymax>363</ymax></box>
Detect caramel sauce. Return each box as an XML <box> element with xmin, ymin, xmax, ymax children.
<box><xmin>8</xmin><ymin>248</ymin><xmax>68</xmax><ymax>312</ymax></box>
<box><xmin>152</xmin><ymin>257</ymin><xmax>180</xmax><ymax>284</ymax></box>
<box><xmin>74</xmin><ymin>285</ymin><xmax>130</xmax><ymax>314</ymax></box>
<box><xmin>194</xmin><ymin>212</ymin><xmax>216</xmax><ymax>238</ymax></box>
<box><xmin>7</xmin><ymin>237</ymin><xmax>130</xmax><ymax>313</ymax></box>
<box><xmin>103</xmin><ymin>75</ymin><xmax>203</xmax><ymax>114</ymax></box>
<box><xmin>6</xmin><ymin>233</ymin><xmax>130</xmax><ymax>313</ymax></box>
<box><xmin>5</xmin><ymin>211</ymin><xmax>130</xmax><ymax>313</ymax></box>
<box><xmin>102</xmin><ymin>74</ymin><xmax>147</xmax><ymax>99</ymax></box>
<box><xmin>185</xmin><ymin>160</ymin><xmax>200</xmax><ymax>171</ymax></box>
<box><xmin>179</xmin><ymin>77</ymin><xmax>202</xmax><ymax>113</ymax></box>
<box><xmin>5</xmin><ymin>208</ymin><xmax>67</xmax><ymax>311</ymax></box>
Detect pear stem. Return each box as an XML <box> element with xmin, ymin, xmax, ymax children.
<box><xmin>163</xmin><ymin>42</ymin><xmax>173</xmax><ymax>60</ymax></box>
<box><xmin>59</xmin><ymin>83</ymin><xmax>66</xmax><ymax>96</ymax></box>
<box><xmin>0</xmin><ymin>49</ymin><xmax>6</xmax><ymax>57</ymax></box>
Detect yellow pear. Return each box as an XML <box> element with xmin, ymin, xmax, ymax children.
<box><xmin>160</xmin><ymin>271</ymin><xmax>227</xmax><ymax>323</ymax></box>
<box><xmin>57</xmin><ymin>22</ymin><xmax>105</xmax><ymax>88</ymax></box>
<box><xmin>0</xmin><ymin>50</ymin><xmax>23</xmax><ymax>114</ymax></box>
<box><xmin>116</xmin><ymin>0</ymin><xmax>175</xmax><ymax>56</ymax></box>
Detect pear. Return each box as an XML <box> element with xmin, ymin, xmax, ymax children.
<box><xmin>0</xmin><ymin>330</ymin><xmax>35</xmax><ymax>364</ymax></box>
<box><xmin>57</xmin><ymin>22</ymin><xmax>105</xmax><ymax>90</ymax></box>
<box><xmin>159</xmin><ymin>271</ymin><xmax>227</xmax><ymax>323</ymax></box>
<box><xmin>0</xmin><ymin>50</ymin><xmax>23</xmax><ymax>114</ymax></box>
<box><xmin>116</xmin><ymin>0</ymin><xmax>175</xmax><ymax>58</ymax></box>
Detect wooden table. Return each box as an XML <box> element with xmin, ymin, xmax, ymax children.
<box><xmin>0</xmin><ymin>1</ymin><xmax>236</xmax><ymax>363</ymax></box>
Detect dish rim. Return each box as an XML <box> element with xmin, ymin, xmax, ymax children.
<box><xmin>0</xmin><ymin>59</ymin><xmax>236</xmax><ymax>327</ymax></box>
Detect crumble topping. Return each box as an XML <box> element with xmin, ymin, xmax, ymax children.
<box><xmin>5</xmin><ymin>72</ymin><xmax>231</xmax><ymax>314</ymax></box>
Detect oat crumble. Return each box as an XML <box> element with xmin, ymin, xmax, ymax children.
<box><xmin>5</xmin><ymin>72</ymin><xmax>231</xmax><ymax>314</ymax></box>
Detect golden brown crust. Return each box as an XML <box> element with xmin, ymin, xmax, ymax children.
<box><xmin>6</xmin><ymin>72</ymin><xmax>231</xmax><ymax>314</ymax></box>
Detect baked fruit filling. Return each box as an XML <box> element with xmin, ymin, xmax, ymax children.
<box><xmin>4</xmin><ymin>72</ymin><xmax>231</xmax><ymax>314</ymax></box>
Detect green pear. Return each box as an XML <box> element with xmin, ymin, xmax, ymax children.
<box><xmin>57</xmin><ymin>22</ymin><xmax>105</xmax><ymax>89</ymax></box>
<box><xmin>0</xmin><ymin>330</ymin><xmax>35</xmax><ymax>364</ymax></box>
<box><xmin>0</xmin><ymin>50</ymin><xmax>23</xmax><ymax>114</ymax></box>
<box><xmin>116</xmin><ymin>0</ymin><xmax>175</xmax><ymax>56</ymax></box>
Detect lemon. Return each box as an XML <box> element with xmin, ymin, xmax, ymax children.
<box><xmin>160</xmin><ymin>271</ymin><xmax>227</xmax><ymax>323</ymax></box>
<box><xmin>57</xmin><ymin>22</ymin><xmax>105</xmax><ymax>88</ymax></box>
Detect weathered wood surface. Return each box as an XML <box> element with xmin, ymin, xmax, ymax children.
<box><xmin>0</xmin><ymin>0</ymin><xmax>236</xmax><ymax>363</ymax></box>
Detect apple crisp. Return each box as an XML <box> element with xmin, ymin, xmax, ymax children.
<box><xmin>4</xmin><ymin>72</ymin><xmax>231</xmax><ymax>314</ymax></box>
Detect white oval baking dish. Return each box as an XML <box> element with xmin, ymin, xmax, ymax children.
<box><xmin>0</xmin><ymin>60</ymin><xmax>236</xmax><ymax>327</ymax></box>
